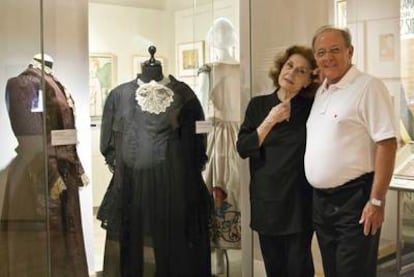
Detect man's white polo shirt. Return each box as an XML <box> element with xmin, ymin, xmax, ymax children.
<box><xmin>305</xmin><ymin>66</ymin><xmax>396</xmax><ymax>189</ymax></box>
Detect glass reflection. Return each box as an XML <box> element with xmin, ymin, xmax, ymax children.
<box><xmin>89</xmin><ymin>1</ymin><xmax>240</xmax><ymax>276</ymax></box>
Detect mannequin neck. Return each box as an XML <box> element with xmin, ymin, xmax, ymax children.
<box><xmin>210</xmin><ymin>48</ymin><xmax>238</xmax><ymax>64</ymax></box>
<box><xmin>140</xmin><ymin>65</ymin><xmax>164</xmax><ymax>83</ymax></box>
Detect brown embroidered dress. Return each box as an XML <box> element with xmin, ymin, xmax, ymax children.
<box><xmin>0</xmin><ymin>65</ymin><xmax>89</xmax><ymax>276</ymax></box>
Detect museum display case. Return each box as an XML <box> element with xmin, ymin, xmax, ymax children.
<box><xmin>2</xmin><ymin>0</ymin><xmax>413</xmax><ymax>276</ymax></box>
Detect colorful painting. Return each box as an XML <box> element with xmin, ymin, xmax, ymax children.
<box><xmin>89</xmin><ymin>53</ymin><xmax>116</xmax><ymax>117</ymax></box>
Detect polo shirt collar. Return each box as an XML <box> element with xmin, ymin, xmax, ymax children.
<box><xmin>321</xmin><ymin>65</ymin><xmax>359</xmax><ymax>92</ymax></box>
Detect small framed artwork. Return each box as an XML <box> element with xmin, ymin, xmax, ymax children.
<box><xmin>132</xmin><ymin>55</ymin><xmax>165</xmax><ymax>77</ymax></box>
<box><xmin>177</xmin><ymin>41</ymin><xmax>204</xmax><ymax>77</ymax></box>
<box><xmin>366</xmin><ymin>18</ymin><xmax>400</xmax><ymax>79</ymax></box>
<box><xmin>89</xmin><ymin>53</ymin><xmax>117</xmax><ymax>118</ymax></box>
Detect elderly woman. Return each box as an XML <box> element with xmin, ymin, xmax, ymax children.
<box><xmin>237</xmin><ymin>45</ymin><xmax>318</xmax><ymax>277</ymax></box>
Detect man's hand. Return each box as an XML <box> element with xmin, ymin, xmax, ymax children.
<box><xmin>359</xmin><ymin>201</ymin><xmax>385</xmax><ymax>236</ymax></box>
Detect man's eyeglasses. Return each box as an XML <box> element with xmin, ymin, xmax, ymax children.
<box><xmin>314</xmin><ymin>47</ymin><xmax>343</xmax><ymax>58</ymax></box>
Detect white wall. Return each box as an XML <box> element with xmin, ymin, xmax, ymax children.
<box><xmin>174</xmin><ymin>0</ymin><xmax>239</xmax><ymax>50</ymax></box>
<box><xmin>89</xmin><ymin>0</ymin><xmax>238</xmax><ymax>105</ymax></box>
<box><xmin>347</xmin><ymin>0</ymin><xmax>400</xmax><ymax>22</ymax></box>
<box><xmin>250</xmin><ymin>0</ymin><xmax>331</xmax><ymax>95</ymax></box>
<box><xmin>174</xmin><ymin>0</ymin><xmax>239</xmax><ymax>89</ymax></box>
<box><xmin>0</xmin><ymin>0</ymin><xmax>40</xmax><ymax>232</ymax></box>
<box><xmin>89</xmin><ymin>3</ymin><xmax>175</xmax><ymax>84</ymax></box>
<box><xmin>0</xmin><ymin>0</ymin><xmax>41</xmax><ymax>169</ymax></box>
<box><xmin>0</xmin><ymin>0</ymin><xmax>95</xmax><ymax>273</ymax></box>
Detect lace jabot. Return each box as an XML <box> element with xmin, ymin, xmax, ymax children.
<box><xmin>135</xmin><ymin>80</ymin><xmax>174</xmax><ymax>114</ymax></box>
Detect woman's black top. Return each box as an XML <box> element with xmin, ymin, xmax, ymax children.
<box><xmin>237</xmin><ymin>91</ymin><xmax>313</xmax><ymax>235</ymax></box>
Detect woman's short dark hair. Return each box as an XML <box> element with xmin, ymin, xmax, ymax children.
<box><xmin>268</xmin><ymin>45</ymin><xmax>318</xmax><ymax>98</ymax></box>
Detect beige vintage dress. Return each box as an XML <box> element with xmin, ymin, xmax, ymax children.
<box><xmin>199</xmin><ymin>62</ymin><xmax>241</xmax><ymax>249</ymax></box>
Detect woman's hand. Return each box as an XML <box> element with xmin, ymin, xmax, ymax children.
<box><xmin>257</xmin><ymin>100</ymin><xmax>291</xmax><ymax>145</ymax></box>
<box><xmin>264</xmin><ymin>101</ymin><xmax>291</xmax><ymax>126</ymax></box>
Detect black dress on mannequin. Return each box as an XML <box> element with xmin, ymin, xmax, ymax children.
<box><xmin>99</xmin><ymin>46</ymin><xmax>211</xmax><ymax>277</ymax></box>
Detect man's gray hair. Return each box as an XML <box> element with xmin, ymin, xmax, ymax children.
<box><xmin>312</xmin><ymin>25</ymin><xmax>353</xmax><ymax>50</ymax></box>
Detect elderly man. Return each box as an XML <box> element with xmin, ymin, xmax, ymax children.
<box><xmin>305</xmin><ymin>26</ymin><xmax>397</xmax><ymax>277</ymax></box>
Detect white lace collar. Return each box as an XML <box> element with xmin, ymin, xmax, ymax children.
<box><xmin>29</xmin><ymin>61</ymin><xmax>75</xmax><ymax>110</ymax></box>
<box><xmin>30</xmin><ymin>59</ymin><xmax>54</xmax><ymax>75</ymax></box>
<box><xmin>135</xmin><ymin>79</ymin><xmax>174</xmax><ymax>114</ymax></box>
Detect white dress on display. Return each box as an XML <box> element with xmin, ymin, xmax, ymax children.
<box><xmin>199</xmin><ymin>54</ymin><xmax>241</xmax><ymax>251</ymax></box>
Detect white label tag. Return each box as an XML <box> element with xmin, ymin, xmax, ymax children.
<box><xmin>195</xmin><ymin>120</ymin><xmax>213</xmax><ymax>134</ymax></box>
<box><xmin>51</xmin><ymin>129</ymin><xmax>77</xmax><ymax>146</ymax></box>
<box><xmin>31</xmin><ymin>89</ymin><xmax>44</xmax><ymax>112</ymax></box>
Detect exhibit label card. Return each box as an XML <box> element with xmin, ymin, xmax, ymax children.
<box><xmin>51</xmin><ymin>129</ymin><xmax>78</xmax><ymax>146</ymax></box>
<box><xmin>196</xmin><ymin>120</ymin><xmax>213</xmax><ymax>134</ymax></box>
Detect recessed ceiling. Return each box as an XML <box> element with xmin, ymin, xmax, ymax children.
<box><xmin>89</xmin><ymin>0</ymin><xmax>212</xmax><ymax>11</ymax></box>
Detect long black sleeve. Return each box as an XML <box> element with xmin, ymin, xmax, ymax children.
<box><xmin>100</xmin><ymin>90</ymin><xmax>116</xmax><ymax>167</ymax></box>
<box><xmin>237</xmin><ymin>97</ymin><xmax>263</xmax><ymax>160</ymax></box>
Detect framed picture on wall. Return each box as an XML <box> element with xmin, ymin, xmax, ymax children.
<box><xmin>366</xmin><ymin>18</ymin><xmax>400</xmax><ymax>79</ymax></box>
<box><xmin>335</xmin><ymin>0</ymin><xmax>347</xmax><ymax>27</ymax></box>
<box><xmin>177</xmin><ymin>41</ymin><xmax>204</xmax><ymax>77</ymax></box>
<box><xmin>132</xmin><ymin>55</ymin><xmax>165</xmax><ymax>78</ymax></box>
<box><xmin>89</xmin><ymin>53</ymin><xmax>117</xmax><ymax>118</ymax></box>
<box><xmin>347</xmin><ymin>22</ymin><xmax>365</xmax><ymax>71</ymax></box>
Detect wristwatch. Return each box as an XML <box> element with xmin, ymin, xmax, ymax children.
<box><xmin>370</xmin><ymin>198</ymin><xmax>384</xmax><ymax>207</ymax></box>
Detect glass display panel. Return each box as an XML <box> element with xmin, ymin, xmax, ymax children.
<box><xmin>0</xmin><ymin>0</ymin><xmax>50</xmax><ymax>276</ymax></box>
<box><xmin>247</xmin><ymin>1</ymin><xmax>332</xmax><ymax>275</ymax></box>
<box><xmin>88</xmin><ymin>0</ymin><xmax>241</xmax><ymax>276</ymax></box>
<box><xmin>397</xmin><ymin>0</ymin><xmax>414</xmax><ymax>275</ymax></box>
<box><xmin>2</xmin><ymin>0</ymin><xmax>94</xmax><ymax>276</ymax></box>
<box><xmin>246</xmin><ymin>0</ymin><xmax>405</xmax><ymax>276</ymax></box>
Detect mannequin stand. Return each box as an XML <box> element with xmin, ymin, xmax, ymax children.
<box><xmin>213</xmin><ymin>249</ymin><xmax>229</xmax><ymax>277</ymax></box>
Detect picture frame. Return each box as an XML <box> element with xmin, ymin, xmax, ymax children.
<box><xmin>366</xmin><ymin>18</ymin><xmax>400</xmax><ymax>79</ymax></box>
<box><xmin>335</xmin><ymin>0</ymin><xmax>347</xmax><ymax>27</ymax></box>
<box><xmin>177</xmin><ymin>41</ymin><xmax>204</xmax><ymax>77</ymax></box>
<box><xmin>347</xmin><ymin>22</ymin><xmax>365</xmax><ymax>71</ymax></box>
<box><xmin>132</xmin><ymin>55</ymin><xmax>165</xmax><ymax>78</ymax></box>
<box><xmin>89</xmin><ymin>53</ymin><xmax>117</xmax><ymax>118</ymax></box>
